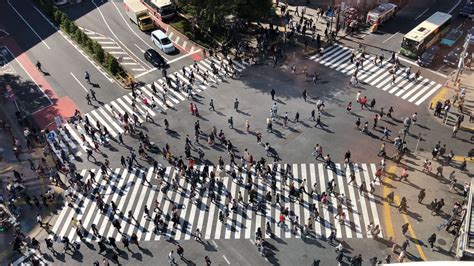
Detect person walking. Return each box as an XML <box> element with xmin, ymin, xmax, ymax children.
<box><xmin>310</xmin><ymin>109</ymin><xmax>316</xmax><ymax>121</ymax></box>
<box><xmin>315</xmin><ymin>115</ymin><xmax>323</xmax><ymax>128</ymax></box>
<box><xmin>209</xmin><ymin>99</ymin><xmax>215</xmax><ymax>111</ymax></box>
<box><xmin>86</xmin><ymin>94</ymin><xmax>92</xmax><ymax>105</ymax></box>
<box><xmin>418</xmin><ymin>189</ymin><xmax>426</xmax><ymax>203</ymax></box>
<box><xmin>302</xmin><ymin>90</ymin><xmax>307</xmax><ymax>102</ymax></box>
<box><xmin>177</xmin><ymin>244</ymin><xmax>185</xmax><ymax>259</ymax></box>
<box><xmin>234</xmin><ymin>98</ymin><xmax>239</xmax><ymax>111</ymax></box>
<box><xmin>401</xmin><ymin>223</ymin><xmax>409</xmax><ymax>237</ymax></box>
<box><xmin>169</xmin><ymin>250</ymin><xmax>177</xmax><ymax>265</ymax></box>
<box><xmin>245</xmin><ymin>120</ymin><xmax>250</xmax><ymax>133</ymax></box>
<box><xmin>427</xmin><ymin>233</ymin><xmax>437</xmax><ymax>251</ymax></box>
<box><xmin>228</xmin><ymin>116</ymin><xmax>234</xmax><ymax>129</ymax></box>
<box><xmin>36</xmin><ymin>214</ymin><xmax>45</xmax><ymax>228</ymax></box>
<box><xmin>271</xmin><ymin>89</ymin><xmax>275</xmax><ymax>100</ymax></box>
<box><xmin>85</xmin><ymin>71</ymin><xmax>91</xmax><ymax>84</ymax></box>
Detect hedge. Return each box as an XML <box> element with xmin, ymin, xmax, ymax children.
<box><xmin>33</xmin><ymin>0</ymin><xmax>127</xmax><ymax>79</ymax></box>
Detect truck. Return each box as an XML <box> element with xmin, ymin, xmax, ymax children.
<box><xmin>145</xmin><ymin>0</ymin><xmax>176</xmax><ymax>21</ymax></box>
<box><xmin>366</xmin><ymin>3</ymin><xmax>397</xmax><ymax>26</ymax></box>
<box><xmin>124</xmin><ymin>0</ymin><xmax>155</xmax><ymax>31</ymax></box>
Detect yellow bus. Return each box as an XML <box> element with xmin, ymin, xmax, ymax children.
<box><xmin>400</xmin><ymin>12</ymin><xmax>452</xmax><ymax>59</ymax></box>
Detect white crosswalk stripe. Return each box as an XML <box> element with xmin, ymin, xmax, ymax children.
<box><xmin>51</xmin><ymin>163</ymin><xmax>384</xmax><ymax>242</ymax></box>
<box><xmin>47</xmin><ymin>57</ymin><xmax>244</xmax><ymax>161</ymax></box>
<box><xmin>313</xmin><ymin>45</ymin><xmax>442</xmax><ymax>106</ymax></box>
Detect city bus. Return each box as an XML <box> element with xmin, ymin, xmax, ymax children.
<box><xmin>400</xmin><ymin>12</ymin><xmax>452</xmax><ymax>59</ymax></box>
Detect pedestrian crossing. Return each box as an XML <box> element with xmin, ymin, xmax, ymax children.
<box><xmin>311</xmin><ymin>44</ymin><xmax>443</xmax><ymax>106</ymax></box>
<box><xmin>46</xmin><ymin>57</ymin><xmax>247</xmax><ymax>162</ymax></box>
<box><xmin>50</xmin><ymin>163</ymin><xmax>383</xmax><ymax>242</ymax></box>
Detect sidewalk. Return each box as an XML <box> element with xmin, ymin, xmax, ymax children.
<box><xmin>0</xmin><ymin>100</ymin><xmax>60</xmax><ymax>264</ymax></box>
<box><xmin>384</xmin><ymin>151</ymin><xmax>472</xmax><ymax>262</ymax></box>
<box><xmin>429</xmin><ymin>68</ymin><xmax>474</xmax><ymax>135</ymax></box>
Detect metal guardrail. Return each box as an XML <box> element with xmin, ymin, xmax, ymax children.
<box><xmin>457</xmin><ymin>178</ymin><xmax>474</xmax><ymax>259</ymax></box>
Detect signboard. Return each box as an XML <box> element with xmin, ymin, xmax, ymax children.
<box><xmin>47</xmin><ymin>131</ymin><xmax>57</xmax><ymax>141</ymax></box>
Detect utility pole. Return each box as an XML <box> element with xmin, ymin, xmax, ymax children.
<box><xmin>453</xmin><ymin>33</ymin><xmax>471</xmax><ymax>82</ymax></box>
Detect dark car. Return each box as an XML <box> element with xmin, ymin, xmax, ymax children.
<box><xmin>443</xmin><ymin>47</ymin><xmax>462</xmax><ymax>67</ymax></box>
<box><xmin>459</xmin><ymin>2</ymin><xmax>474</xmax><ymax>17</ymax></box>
<box><xmin>144</xmin><ymin>49</ymin><xmax>166</xmax><ymax>68</ymax></box>
<box><xmin>417</xmin><ymin>45</ymin><xmax>440</xmax><ymax>67</ymax></box>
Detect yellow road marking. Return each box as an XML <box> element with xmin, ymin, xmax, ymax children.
<box><xmin>382</xmin><ymin>165</ymin><xmax>396</xmax><ymax>239</ymax></box>
<box><xmin>0</xmin><ymin>165</ymin><xmax>13</xmax><ymax>174</ymax></box>
<box><xmin>452</xmin><ymin>156</ymin><xmax>473</xmax><ymax>162</ymax></box>
<box><xmin>394</xmin><ymin>195</ymin><xmax>428</xmax><ymax>261</ymax></box>
<box><xmin>429</xmin><ymin>87</ymin><xmax>448</xmax><ymax>107</ymax></box>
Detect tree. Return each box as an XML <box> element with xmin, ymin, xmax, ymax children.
<box><xmin>236</xmin><ymin>0</ymin><xmax>273</xmax><ymax>22</ymax></box>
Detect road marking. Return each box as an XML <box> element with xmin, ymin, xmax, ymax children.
<box><xmin>109</xmin><ymin>1</ymin><xmax>162</xmax><ymax>53</ymax></box>
<box><xmin>415</xmin><ymin>8</ymin><xmax>430</xmax><ymax>20</ymax></box>
<box><xmin>396</xmin><ymin>56</ymin><xmax>448</xmax><ymax>78</ymax></box>
<box><xmin>382</xmin><ymin>32</ymin><xmax>399</xmax><ymax>43</ymax></box>
<box><xmin>448</xmin><ymin>0</ymin><xmax>463</xmax><ymax>14</ymax></box>
<box><xmin>7</xmin><ymin>0</ymin><xmax>50</xmax><ymax>49</ymax></box>
<box><xmin>382</xmin><ymin>165</ymin><xmax>396</xmax><ymax>240</ymax></box>
<box><xmin>135</xmin><ymin>67</ymin><xmax>158</xmax><ymax>78</ymax></box>
<box><xmin>452</xmin><ymin>156</ymin><xmax>473</xmax><ymax>162</ymax></box>
<box><xmin>70</xmin><ymin>72</ymin><xmax>88</xmax><ymax>92</ymax></box>
<box><xmin>167</xmin><ymin>49</ymin><xmax>204</xmax><ymax>65</ymax></box>
<box><xmin>30</xmin><ymin>5</ymin><xmax>114</xmax><ymax>83</ymax></box>
<box><xmin>91</xmin><ymin>0</ymin><xmax>150</xmax><ymax>68</ymax></box>
<box><xmin>222</xmin><ymin>255</ymin><xmax>231</xmax><ymax>265</ymax></box>
<box><xmin>134</xmin><ymin>43</ymin><xmax>145</xmax><ymax>53</ymax></box>
<box><xmin>395</xmin><ymin>195</ymin><xmax>428</xmax><ymax>261</ymax></box>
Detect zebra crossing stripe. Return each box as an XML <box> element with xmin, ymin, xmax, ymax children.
<box><xmin>353</xmin><ymin>165</ymin><xmax>371</xmax><ymax>237</ymax></box>
<box><xmin>64</xmin><ymin>124</ymin><xmax>86</xmax><ymax>153</ymax></box>
<box><xmin>318</xmin><ymin>164</ymin><xmax>332</xmax><ymax>237</ymax></box>
<box><xmin>335</xmin><ymin>164</ymin><xmax>351</xmax><ymax>238</ymax></box>
<box><xmin>344</xmin><ymin>166</ymin><xmax>363</xmax><ymax>238</ymax></box>
<box><xmin>313</xmin><ymin>45</ymin><xmax>442</xmax><ymax>105</ymax></box>
<box><xmin>401</xmin><ymin>79</ymin><xmax>426</xmax><ymax>100</ymax></box>
<box><xmin>52</xmin><ymin>163</ymin><xmax>385</xmax><ymax>242</ymax></box>
<box><xmin>362</xmin><ymin>164</ymin><xmax>383</xmax><ymax>238</ymax></box>
<box><xmin>97</xmin><ymin>107</ymin><xmax>123</xmax><ymax>135</ymax></box>
<box><xmin>416</xmin><ymin>83</ymin><xmax>442</xmax><ymax>106</ymax></box>
<box><xmin>90</xmin><ymin>109</ymin><xmax>117</xmax><ymax>137</ymax></box>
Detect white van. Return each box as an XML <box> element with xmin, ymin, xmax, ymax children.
<box><xmin>151</xmin><ymin>30</ymin><xmax>175</xmax><ymax>53</ymax></box>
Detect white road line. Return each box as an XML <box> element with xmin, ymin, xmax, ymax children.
<box><xmin>361</xmin><ymin>164</ymin><xmax>383</xmax><ymax>238</ymax></box>
<box><xmin>7</xmin><ymin>0</ymin><xmax>50</xmax><ymax>49</ymax></box>
<box><xmin>415</xmin><ymin>8</ymin><xmax>430</xmax><ymax>20</ymax></box>
<box><xmin>70</xmin><ymin>72</ymin><xmax>88</xmax><ymax>92</ymax></box>
<box><xmin>211</xmin><ymin>240</ymin><xmax>218</xmax><ymax>248</ymax></box>
<box><xmin>318</xmin><ymin>164</ymin><xmax>332</xmax><ymax>237</ymax></box>
<box><xmin>110</xmin><ymin>0</ymin><xmax>170</xmax><ymax>62</ymax></box>
<box><xmin>134</xmin><ymin>43</ymin><xmax>145</xmax><ymax>53</ymax></box>
<box><xmin>448</xmin><ymin>0</ymin><xmax>463</xmax><ymax>14</ymax></box>
<box><xmin>135</xmin><ymin>67</ymin><xmax>158</xmax><ymax>78</ymax></box>
<box><xmin>415</xmin><ymin>83</ymin><xmax>442</xmax><ymax>105</ymax></box>
<box><xmin>382</xmin><ymin>32</ymin><xmax>399</xmax><ymax>43</ymax></box>
<box><xmin>167</xmin><ymin>49</ymin><xmax>204</xmax><ymax>64</ymax></box>
<box><xmin>222</xmin><ymin>255</ymin><xmax>231</xmax><ymax>265</ymax></box>
<box><xmin>91</xmin><ymin>0</ymin><xmax>150</xmax><ymax>68</ymax></box>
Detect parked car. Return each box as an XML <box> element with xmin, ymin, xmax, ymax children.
<box><xmin>440</xmin><ymin>29</ymin><xmax>463</xmax><ymax>47</ymax></box>
<box><xmin>443</xmin><ymin>47</ymin><xmax>462</xmax><ymax>67</ymax></box>
<box><xmin>151</xmin><ymin>30</ymin><xmax>175</xmax><ymax>54</ymax></box>
<box><xmin>459</xmin><ymin>2</ymin><xmax>474</xmax><ymax>17</ymax></box>
<box><xmin>417</xmin><ymin>45</ymin><xmax>440</xmax><ymax>67</ymax></box>
<box><xmin>144</xmin><ymin>49</ymin><xmax>166</xmax><ymax>68</ymax></box>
